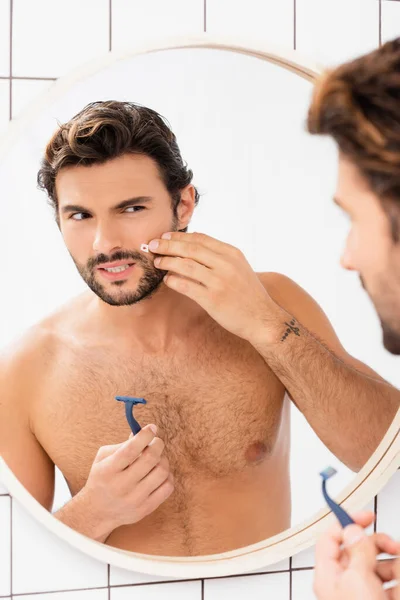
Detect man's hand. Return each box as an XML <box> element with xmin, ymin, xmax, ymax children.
<box><xmin>148</xmin><ymin>231</ymin><xmax>274</xmax><ymax>342</ymax></box>
<box><xmin>75</xmin><ymin>425</ymin><xmax>174</xmax><ymax>539</ymax></box>
<box><xmin>314</xmin><ymin>511</ymin><xmax>400</xmax><ymax>600</ymax></box>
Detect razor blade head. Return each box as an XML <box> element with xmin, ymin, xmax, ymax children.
<box><xmin>319</xmin><ymin>466</ymin><xmax>337</xmax><ymax>481</ymax></box>
<box><xmin>115</xmin><ymin>396</ymin><xmax>147</xmax><ymax>406</ymax></box>
<box><xmin>140</xmin><ymin>244</ymin><xmax>149</xmax><ymax>253</ymax></box>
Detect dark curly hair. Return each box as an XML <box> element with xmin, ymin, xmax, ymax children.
<box><xmin>37</xmin><ymin>100</ymin><xmax>200</xmax><ymax>226</ymax></box>
<box><xmin>307</xmin><ymin>37</ymin><xmax>400</xmax><ymax>224</ymax></box>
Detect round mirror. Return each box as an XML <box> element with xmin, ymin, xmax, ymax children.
<box><xmin>0</xmin><ymin>36</ymin><xmax>398</xmax><ymax>577</ymax></box>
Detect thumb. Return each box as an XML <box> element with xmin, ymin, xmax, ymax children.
<box><xmin>343</xmin><ymin>525</ymin><xmax>377</xmax><ymax>571</ymax></box>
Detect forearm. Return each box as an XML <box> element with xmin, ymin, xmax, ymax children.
<box><xmin>250</xmin><ymin>303</ymin><xmax>400</xmax><ymax>471</ymax></box>
<box><xmin>53</xmin><ymin>487</ymin><xmax>115</xmax><ymax>543</ymax></box>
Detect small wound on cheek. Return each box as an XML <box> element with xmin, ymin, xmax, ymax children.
<box><xmin>140</xmin><ymin>243</ymin><xmax>149</xmax><ymax>253</ymax></box>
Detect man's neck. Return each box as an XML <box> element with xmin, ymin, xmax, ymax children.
<box><xmin>87</xmin><ymin>284</ymin><xmax>204</xmax><ymax>352</ymax></box>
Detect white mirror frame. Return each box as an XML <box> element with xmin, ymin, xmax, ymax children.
<box><xmin>0</xmin><ymin>33</ymin><xmax>399</xmax><ymax>579</ymax></box>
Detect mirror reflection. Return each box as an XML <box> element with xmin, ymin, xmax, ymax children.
<box><xmin>0</xmin><ymin>48</ymin><xmax>398</xmax><ymax>557</ymax></box>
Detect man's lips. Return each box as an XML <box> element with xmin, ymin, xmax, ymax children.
<box><xmin>97</xmin><ymin>260</ymin><xmax>135</xmax><ymax>270</ymax></box>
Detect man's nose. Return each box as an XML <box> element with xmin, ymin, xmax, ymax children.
<box><xmin>340</xmin><ymin>247</ymin><xmax>357</xmax><ymax>271</ymax></box>
<box><xmin>92</xmin><ymin>223</ymin><xmax>123</xmax><ymax>255</ymax></box>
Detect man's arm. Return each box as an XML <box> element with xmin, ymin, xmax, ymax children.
<box><xmin>253</xmin><ymin>272</ymin><xmax>400</xmax><ymax>472</ymax></box>
<box><xmin>0</xmin><ymin>332</ymin><xmax>110</xmax><ymax>541</ymax></box>
<box><xmin>0</xmin><ymin>336</ymin><xmax>55</xmax><ymax>510</ymax></box>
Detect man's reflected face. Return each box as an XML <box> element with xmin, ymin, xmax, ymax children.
<box><xmin>335</xmin><ymin>155</ymin><xmax>400</xmax><ymax>354</ymax></box>
<box><xmin>56</xmin><ymin>154</ymin><xmax>184</xmax><ymax>306</ymax></box>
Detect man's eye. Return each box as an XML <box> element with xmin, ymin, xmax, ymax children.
<box><xmin>125</xmin><ymin>206</ymin><xmax>145</xmax><ymax>213</ymax></box>
<box><xmin>70</xmin><ymin>213</ymin><xmax>89</xmax><ymax>220</ymax></box>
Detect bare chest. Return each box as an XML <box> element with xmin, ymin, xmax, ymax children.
<box><xmin>34</xmin><ymin>332</ymin><xmax>286</xmax><ymax>492</ymax></box>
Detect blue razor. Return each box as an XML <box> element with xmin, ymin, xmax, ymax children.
<box><xmin>115</xmin><ymin>396</ymin><xmax>147</xmax><ymax>435</ymax></box>
<box><xmin>320</xmin><ymin>466</ymin><xmax>355</xmax><ymax>528</ymax></box>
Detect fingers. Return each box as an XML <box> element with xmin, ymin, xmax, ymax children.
<box><xmin>138</xmin><ymin>456</ymin><xmax>171</xmax><ymax>500</ymax></box>
<box><xmin>314</xmin><ymin>511</ymin><xmax>376</xmax><ymax>590</ymax></box>
<box><xmin>141</xmin><ymin>473</ymin><xmax>174</xmax><ymax>518</ymax></box>
<box><xmin>343</xmin><ymin>524</ymin><xmax>378</xmax><ymax>571</ymax></box>
<box><xmin>105</xmin><ymin>424</ymin><xmax>158</xmax><ymax>471</ymax></box>
<box><xmin>373</xmin><ymin>533</ymin><xmax>400</xmax><ymax>558</ymax></box>
<box><xmin>123</xmin><ymin>438</ymin><xmax>166</xmax><ymax>484</ymax></box>
<box><xmin>376</xmin><ymin>559</ymin><xmax>400</xmax><ymax>583</ymax></box>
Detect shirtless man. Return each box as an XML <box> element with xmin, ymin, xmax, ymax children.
<box><xmin>305</xmin><ymin>37</ymin><xmax>400</xmax><ymax>599</ymax></box>
<box><xmin>0</xmin><ymin>101</ymin><xmax>398</xmax><ymax>557</ymax></box>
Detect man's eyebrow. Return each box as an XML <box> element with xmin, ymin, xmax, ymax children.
<box><xmin>60</xmin><ymin>196</ymin><xmax>154</xmax><ymax>215</ymax></box>
<box><xmin>114</xmin><ymin>196</ymin><xmax>153</xmax><ymax>210</ymax></box>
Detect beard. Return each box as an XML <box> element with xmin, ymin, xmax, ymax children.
<box><xmin>72</xmin><ymin>218</ymin><xmax>178</xmax><ymax>307</ymax></box>
<box><xmin>381</xmin><ymin>320</ymin><xmax>400</xmax><ymax>355</ymax></box>
<box><xmin>359</xmin><ymin>275</ymin><xmax>400</xmax><ymax>355</ymax></box>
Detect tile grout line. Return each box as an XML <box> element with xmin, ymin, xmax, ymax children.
<box><xmin>8</xmin><ymin>0</ymin><xmax>13</xmax><ymax>121</ymax></box>
<box><xmin>374</xmin><ymin>494</ymin><xmax>378</xmax><ymax>532</ymax></box>
<box><xmin>289</xmin><ymin>556</ymin><xmax>293</xmax><ymax>600</ymax></box>
<box><xmin>293</xmin><ymin>0</ymin><xmax>296</xmax><ymax>50</ymax></box>
<box><xmin>109</xmin><ymin>0</ymin><xmax>112</xmax><ymax>52</ymax></box>
<box><xmin>201</xmin><ymin>579</ymin><xmax>204</xmax><ymax>599</ymax></box>
<box><xmin>107</xmin><ymin>565</ymin><xmax>110</xmax><ymax>600</ymax></box>
<box><xmin>12</xmin><ymin>586</ymin><xmax>109</xmax><ymax>597</ymax></box>
<box><xmin>204</xmin><ymin>0</ymin><xmax>207</xmax><ymax>33</ymax></box>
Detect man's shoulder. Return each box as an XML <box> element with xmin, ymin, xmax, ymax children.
<box><xmin>0</xmin><ymin>292</ymin><xmax>89</xmax><ymax>381</ymax></box>
<box><xmin>256</xmin><ymin>271</ymin><xmax>300</xmax><ymax>296</ymax></box>
<box><xmin>256</xmin><ymin>271</ymin><xmax>320</xmax><ymax>318</ymax></box>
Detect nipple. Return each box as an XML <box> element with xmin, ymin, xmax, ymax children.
<box><xmin>245</xmin><ymin>441</ymin><xmax>268</xmax><ymax>464</ymax></box>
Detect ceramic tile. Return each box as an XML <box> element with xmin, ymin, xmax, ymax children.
<box><xmin>11</xmin><ymin>79</ymin><xmax>54</xmax><ymax>119</ymax></box>
<box><xmin>207</xmin><ymin>0</ymin><xmax>294</xmax><ymax>48</ymax></box>
<box><xmin>0</xmin><ymin>497</ymin><xmax>11</xmax><ymax>597</ymax></box>
<box><xmin>296</xmin><ymin>0</ymin><xmax>379</xmax><ymax>66</ymax></box>
<box><xmin>376</xmin><ymin>470</ymin><xmax>400</xmax><ymax>541</ymax></box>
<box><xmin>0</xmin><ymin>0</ymin><xmax>10</xmax><ymax>77</ymax></box>
<box><xmin>12</xmin><ymin>0</ymin><xmax>109</xmax><ymax>78</ymax></box>
<box><xmin>111</xmin><ymin>0</ymin><xmax>203</xmax><ymax>51</ymax></box>
<box><xmin>14</xmin><ymin>590</ymin><xmax>108</xmax><ymax>600</ymax></box>
<box><xmin>381</xmin><ymin>0</ymin><xmax>400</xmax><ymax>44</ymax></box>
<box><xmin>204</xmin><ymin>572</ymin><xmax>290</xmax><ymax>600</ymax></box>
<box><xmin>0</xmin><ymin>79</ymin><xmax>9</xmax><ymax>135</ymax></box>
<box><xmin>111</xmin><ymin>580</ymin><xmax>202</xmax><ymax>600</ymax></box>
<box><xmin>291</xmin><ymin>569</ymin><xmax>316</xmax><ymax>600</ymax></box>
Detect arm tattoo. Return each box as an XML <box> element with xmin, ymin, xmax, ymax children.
<box><xmin>281</xmin><ymin>318</ymin><xmax>301</xmax><ymax>342</ymax></box>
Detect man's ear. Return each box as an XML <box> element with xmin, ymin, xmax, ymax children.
<box><xmin>176</xmin><ymin>185</ymin><xmax>197</xmax><ymax>230</ymax></box>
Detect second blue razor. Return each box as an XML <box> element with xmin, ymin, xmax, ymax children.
<box><xmin>320</xmin><ymin>466</ymin><xmax>355</xmax><ymax>528</ymax></box>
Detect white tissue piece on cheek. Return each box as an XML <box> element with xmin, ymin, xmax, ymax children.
<box><xmin>140</xmin><ymin>244</ymin><xmax>149</xmax><ymax>253</ymax></box>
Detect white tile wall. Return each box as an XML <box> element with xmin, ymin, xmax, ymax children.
<box><xmin>381</xmin><ymin>0</ymin><xmax>400</xmax><ymax>45</ymax></box>
<box><xmin>11</xmin><ymin>78</ymin><xmax>54</xmax><ymax>119</ymax></box>
<box><xmin>12</xmin><ymin>0</ymin><xmax>109</xmax><ymax>78</ymax></box>
<box><xmin>111</xmin><ymin>0</ymin><xmax>204</xmax><ymax>51</ymax></box>
<box><xmin>0</xmin><ymin>497</ymin><xmax>11</xmax><ymax>597</ymax></box>
<box><xmin>206</xmin><ymin>0</ymin><xmax>294</xmax><ymax>49</ymax></box>
<box><xmin>0</xmin><ymin>79</ymin><xmax>9</xmax><ymax>136</ymax></box>
<box><xmin>296</xmin><ymin>0</ymin><xmax>379</xmax><ymax>66</ymax></box>
<box><xmin>0</xmin><ymin>2</ymin><xmax>399</xmax><ymax>600</ymax></box>
<box><xmin>376</xmin><ymin>470</ymin><xmax>400</xmax><ymax>540</ymax></box>
<box><xmin>291</xmin><ymin>570</ymin><xmax>315</xmax><ymax>600</ymax></box>
<box><xmin>111</xmin><ymin>580</ymin><xmax>202</xmax><ymax>600</ymax></box>
<box><xmin>0</xmin><ymin>0</ymin><xmax>10</xmax><ymax>77</ymax></box>
<box><xmin>204</xmin><ymin>572</ymin><xmax>290</xmax><ymax>599</ymax></box>
<box><xmin>12</xmin><ymin>500</ymin><xmax>108</xmax><ymax>594</ymax></box>
<box><xmin>110</xmin><ymin>566</ymin><xmax>177</xmax><ymax>586</ymax></box>
<box><xmin>14</xmin><ymin>591</ymin><xmax>108</xmax><ymax>600</ymax></box>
